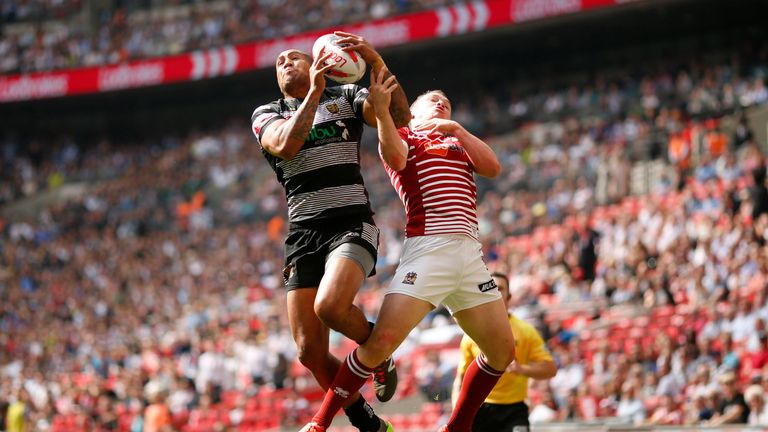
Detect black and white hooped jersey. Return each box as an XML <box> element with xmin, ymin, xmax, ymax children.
<box><xmin>251</xmin><ymin>85</ymin><xmax>372</xmax><ymax>224</ymax></box>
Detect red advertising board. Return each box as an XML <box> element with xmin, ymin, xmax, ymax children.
<box><xmin>0</xmin><ymin>0</ymin><xmax>646</xmax><ymax>103</ymax></box>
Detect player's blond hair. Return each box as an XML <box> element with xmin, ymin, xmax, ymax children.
<box><xmin>410</xmin><ymin>90</ymin><xmax>449</xmax><ymax>109</ymax></box>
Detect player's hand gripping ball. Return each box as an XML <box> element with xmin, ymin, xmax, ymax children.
<box><xmin>312</xmin><ymin>34</ymin><xmax>366</xmax><ymax>84</ymax></box>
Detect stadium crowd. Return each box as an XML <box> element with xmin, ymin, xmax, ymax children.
<box><xmin>0</xmin><ymin>0</ymin><xmax>465</xmax><ymax>74</ymax></box>
<box><xmin>0</xmin><ymin>0</ymin><xmax>82</xmax><ymax>24</ymax></box>
<box><xmin>2</xmin><ymin>29</ymin><xmax>768</xmax><ymax>432</ymax></box>
<box><xmin>500</xmin><ymin>146</ymin><xmax>768</xmax><ymax>425</ymax></box>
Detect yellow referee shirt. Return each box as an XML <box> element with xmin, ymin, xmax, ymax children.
<box><xmin>6</xmin><ymin>401</ymin><xmax>25</xmax><ymax>432</ymax></box>
<box><xmin>457</xmin><ymin>314</ymin><xmax>552</xmax><ymax>405</ymax></box>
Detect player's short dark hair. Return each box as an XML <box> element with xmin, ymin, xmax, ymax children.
<box><xmin>278</xmin><ymin>49</ymin><xmax>312</xmax><ymax>63</ymax></box>
<box><xmin>298</xmin><ymin>51</ymin><xmax>312</xmax><ymax>62</ymax></box>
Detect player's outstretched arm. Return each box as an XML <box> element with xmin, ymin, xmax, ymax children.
<box><xmin>451</xmin><ymin>126</ymin><xmax>501</xmax><ymax>178</ymax></box>
<box><xmin>261</xmin><ymin>50</ymin><xmax>334</xmax><ymax>160</ymax></box>
<box><xmin>413</xmin><ymin>119</ymin><xmax>501</xmax><ymax>178</ymax></box>
<box><xmin>335</xmin><ymin>31</ymin><xmax>411</xmax><ymax>128</ymax></box>
<box><xmin>371</xmin><ymin>59</ymin><xmax>411</xmax><ymax>128</ymax></box>
<box><xmin>369</xmin><ymin>69</ymin><xmax>407</xmax><ymax>171</ymax></box>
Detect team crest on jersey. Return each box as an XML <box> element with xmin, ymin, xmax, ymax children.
<box><xmin>402</xmin><ymin>272</ymin><xmax>418</xmax><ymax>285</ymax></box>
<box><xmin>326</xmin><ymin>103</ymin><xmax>340</xmax><ymax>114</ymax></box>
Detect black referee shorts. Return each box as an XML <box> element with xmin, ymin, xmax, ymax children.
<box><xmin>472</xmin><ymin>402</ymin><xmax>530</xmax><ymax>432</ymax></box>
<box><xmin>282</xmin><ymin>216</ymin><xmax>379</xmax><ymax>290</ymax></box>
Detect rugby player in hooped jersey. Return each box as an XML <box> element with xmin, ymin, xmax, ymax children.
<box><xmin>301</xmin><ymin>74</ymin><xmax>515</xmax><ymax>432</ymax></box>
<box><xmin>250</xmin><ymin>31</ymin><xmax>410</xmax><ymax>432</ymax></box>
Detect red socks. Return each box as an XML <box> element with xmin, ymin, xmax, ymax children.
<box><xmin>447</xmin><ymin>353</ymin><xmax>504</xmax><ymax>431</ymax></box>
<box><xmin>312</xmin><ymin>349</ymin><xmax>373</xmax><ymax>427</ymax></box>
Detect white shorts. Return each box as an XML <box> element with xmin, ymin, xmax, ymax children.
<box><xmin>386</xmin><ymin>235</ymin><xmax>501</xmax><ymax>315</ymax></box>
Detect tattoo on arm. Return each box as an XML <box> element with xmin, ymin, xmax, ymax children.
<box><xmin>377</xmin><ymin>67</ymin><xmax>411</xmax><ymax>127</ymax></box>
<box><xmin>285</xmin><ymin>98</ymin><xmax>320</xmax><ymax>145</ymax></box>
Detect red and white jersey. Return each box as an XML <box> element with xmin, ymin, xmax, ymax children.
<box><xmin>383</xmin><ymin>127</ymin><xmax>479</xmax><ymax>240</ymax></box>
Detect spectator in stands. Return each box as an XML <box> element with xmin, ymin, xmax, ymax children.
<box><xmin>646</xmin><ymin>394</ymin><xmax>682</xmax><ymax>425</ymax></box>
<box><xmin>93</xmin><ymin>392</ymin><xmax>119</xmax><ymax>431</ymax></box>
<box><xmin>574</xmin><ymin>216</ymin><xmax>599</xmax><ymax>282</ymax></box>
<box><xmin>559</xmin><ymin>389</ymin><xmax>579</xmax><ymax>421</ymax></box>
<box><xmin>684</xmin><ymin>388</ymin><xmax>715</xmax><ymax>425</ymax></box>
<box><xmin>746</xmin><ymin>384</ymin><xmax>768</xmax><ymax>425</ymax></box>
<box><xmin>142</xmin><ymin>382</ymin><xmax>171</xmax><ymax>432</ymax></box>
<box><xmin>750</xmin><ymin>333</ymin><xmax>768</xmax><ymax>370</ymax></box>
<box><xmin>0</xmin><ymin>397</ymin><xmax>8</xmax><ymax>431</ymax></box>
<box><xmin>575</xmin><ymin>382</ymin><xmax>598</xmax><ymax>420</ymax></box>
<box><xmin>616</xmin><ymin>382</ymin><xmax>646</xmax><ymax>425</ymax></box>
<box><xmin>227</xmin><ymin>393</ymin><xmax>247</xmax><ymax>427</ymax></box>
<box><xmin>733</xmin><ymin>115</ymin><xmax>754</xmax><ymax>149</ymax></box>
<box><xmin>658</xmin><ymin>352</ymin><xmax>687</xmax><ymax>398</ymax></box>
<box><xmin>550</xmin><ymin>350</ymin><xmax>584</xmax><ymax>407</ymax></box>
<box><xmin>452</xmin><ymin>271</ymin><xmax>557</xmax><ymax>431</ymax></box>
<box><xmin>719</xmin><ymin>332</ymin><xmax>741</xmax><ymax>371</ymax></box>
<box><xmin>751</xmin><ymin>165</ymin><xmax>768</xmax><ymax>220</ymax></box>
<box><xmin>529</xmin><ymin>388</ymin><xmax>559</xmax><ymax>424</ymax></box>
<box><xmin>167</xmin><ymin>378</ymin><xmax>196</xmax><ymax>415</ymax></box>
<box><xmin>417</xmin><ymin>350</ymin><xmax>456</xmax><ymax>403</ymax></box>
<box><xmin>708</xmin><ymin>371</ymin><xmax>749</xmax><ymax>425</ymax></box>
<box><xmin>5</xmin><ymin>388</ymin><xmax>28</xmax><ymax>432</ymax></box>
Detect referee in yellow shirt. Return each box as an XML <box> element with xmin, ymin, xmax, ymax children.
<box><xmin>452</xmin><ymin>271</ymin><xmax>557</xmax><ymax>432</ymax></box>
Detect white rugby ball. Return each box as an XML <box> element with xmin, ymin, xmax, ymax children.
<box><xmin>312</xmin><ymin>34</ymin><xmax>366</xmax><ymax>84</ymax></box>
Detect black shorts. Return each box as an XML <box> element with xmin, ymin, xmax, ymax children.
<box><xmin>282</xmin><ymin>217</ymin><xmax>379</xmax><ymax>290</ymax></box>
<box><xmin>472</xmin><ymin>402</ymin><xmax>529</xmax><ymax>432</ymax></box>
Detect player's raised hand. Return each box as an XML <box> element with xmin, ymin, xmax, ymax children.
<box><xmin>413</xmin><ymin>118</ymin><xmax>460</xmax><ymax>135</ymax></box>
<box><xmin>309</xmin><ymin>48</ymin><xmax>335</xmax><ymax>93</ymax></box>
<box><xmin>333</xmin><ymin>31</ymin><xmax>381</xmax><ymax>65</ymax></box>
<box><xmin>368</xmin><ymin>67</ymin><xmax>398</xmax><ymax>112</ymax></box>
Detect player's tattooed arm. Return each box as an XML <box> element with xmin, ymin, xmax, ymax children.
<box><xmin>371</xmin><ymin>61</ymin><xmax>411</xmax><ymax>128</ymax></box>
<box><xmin>370</xmin><ymin>68</ymin><xmax>407</xmax><ymax>171</ymax></box>
<box><xmin>260</xmin><ymin>95</ymin><xmax>323</xmax><ymax>160</ymax></box>
<box><xmin>285</xmin><ymin>97</ymin><xmax>322</xmax><ymax>148</ymax></box>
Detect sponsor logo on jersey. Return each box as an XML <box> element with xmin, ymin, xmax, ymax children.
<box><xmin>306</xmin><ymin>124</ymin><xmax>338</xmax><ymax>141</ymax></box>
<box><xmin>402</xmin><ymin>271</ymin><xmax>418</xmax><ymax>285</ymax></box>
<box><xmin>424</xmin><ymin>138</ymin><xmax>463</xmax><ymax>156</ymax></box>
<box><xmin>478</xmin><ymin>279</ymin><xmax>497</xmax><ymax>292</ymax></box>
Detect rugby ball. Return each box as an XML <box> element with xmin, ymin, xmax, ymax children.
<box><xmin>312</xmin><ymin>34</ymin><xmax>366</xmax><ymax>84</ymax></box>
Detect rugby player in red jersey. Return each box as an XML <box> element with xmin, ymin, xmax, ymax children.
<box><xmin>301</xmin><ymin>71</ymin><xmax>515</xmax><ymax>432</ymax></box>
